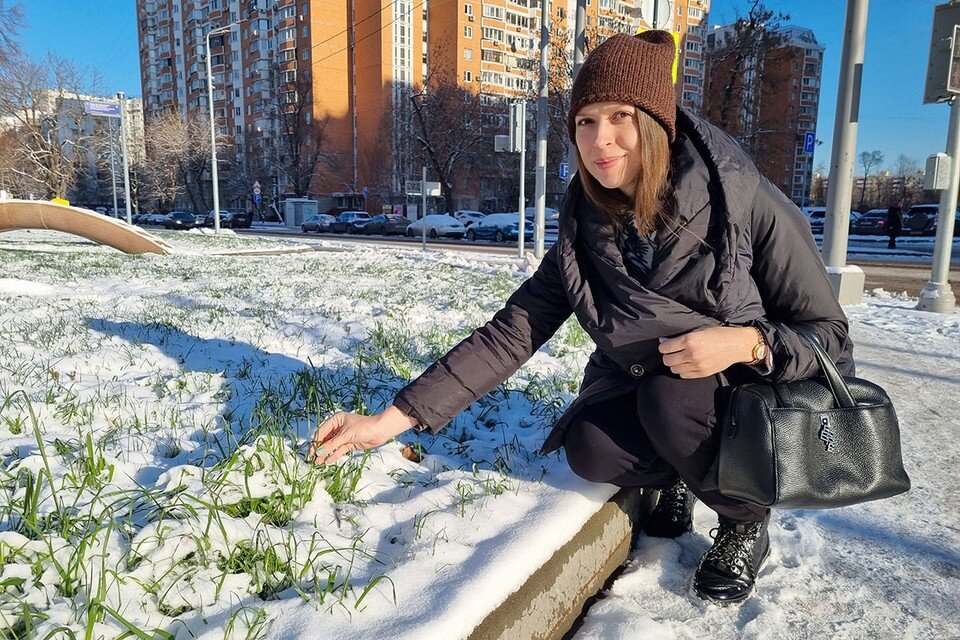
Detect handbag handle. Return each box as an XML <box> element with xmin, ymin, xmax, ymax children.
<box><xmin>792</xmin><ymin>325</ymin><xmax>857</xmax><ymax>409</ymax></box>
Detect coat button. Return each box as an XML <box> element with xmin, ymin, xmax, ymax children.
<box><xmin>629</xmin><ymin>364</ymin><xmax>645</xmax><ymax>377</ymax></box>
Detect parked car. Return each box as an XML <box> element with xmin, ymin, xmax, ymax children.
<box><xmin>301</xmin><ymin>213</ymin><xmax>336</xmax><ymax>233</ymax></box>
<box><xmin>329</xmin><ymin>211</ymin><xmax>372</xmax><ymax>233</ymax></box>
<box><xmin>453</xmin><ymin>210</ymin><xmax>486</xmax><ymax>227</ymax></box>
<box><xmin>361</xmin><ymin>214</ymin><xmax>411</xmax><ymax>236</ymax></box>
<box><xmin>523</xmin><ymin>206</ymin><xmax>560</xmax><ymax>235</ymax></box>
<box><xmin>164</xmin><ymin>211</ymin><xmax>199</xmax><ymax>230</ymax></box>
<box><xmin>405</xmin><ymin>214</ymin><xmax>467</xmax><ymax>239</ymax></box>
<box><xmin>142</xmin><ymin>213</ymin><xmax>168</xmax><ymax>226</ymax></box>
<box><xmin>465</xmin><ymin>212</ymin><xmax>534</xmax><ymax>242</ymax></box>
<box><xmin>805</xmin><ymin>207</ymin><xmax>861</xmax><ymax>235</ymax></box>
<box><xmin>902</xmin><ymin>203</ymin><xmax>960</xmax><ymax>236</ymax></box>
<box><xmin>849</xmin><ymin>208</ymin><xmax>892</xmax><ymax>236</ymax></box>
<box><xmin>201</xmin><ymin>210</ymin><xmax>253</xmax><ymax>229</ymax></box>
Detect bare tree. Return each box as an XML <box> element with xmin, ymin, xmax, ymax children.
<box><xmin>408</xmin><ymin>71</ymin><xmax>486</xmax><ymax>214</ymax></box>
<box><xmin>858</xmin><ymin>149</ymin><xmax>884</xmax><ymax>211</ymax></box>
<box><xmin>0</xmin><ymin>1</ymin><xmax>23</xmax><ymax>67</ymax></box>
<box><xmin>255</xmin><ymin>65</ymin><xmax>332</xmax><ymax>198</ymax></box>
<box><xmin>891</xmin><ymin>153</ymin><xmax>922</xmax><ymax>208</ymax></box>
<box><xmin>143</xmin><ymin>110</ymin><xmax>217</xmax><ymax>212</ymax></box>
<box><xmin>0</xmin><ymin>54</ymin><xmax>104</xmax><ymax>200</ymax></box>
<box><xmin>703</xmin><ymin>0</ymin><xmax>791</xmax><ymax>153</ymax></box>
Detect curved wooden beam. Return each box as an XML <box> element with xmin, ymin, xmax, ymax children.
<box><xmin>0</xmin><ymin>200</ymin><xmax>173</xmax><ymax>255</ymax></box>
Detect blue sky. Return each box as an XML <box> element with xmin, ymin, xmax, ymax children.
<box><xmin>18</xmin><ymin>0</ymin><xmax>950</xmax><ymax>173</ymax></box>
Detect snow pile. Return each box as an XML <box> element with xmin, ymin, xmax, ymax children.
<box><xmin>0</xmin><ymin>229</ymin><xmax>956</xmax><ymax>639</ymax></box>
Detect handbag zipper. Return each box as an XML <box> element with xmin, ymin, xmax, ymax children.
<box><xmin>727</xmin><ymin>387</ymin><xmax>742</xmax><ymax>438</ymax></box>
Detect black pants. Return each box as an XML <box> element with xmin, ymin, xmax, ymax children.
<box><xmin>887</xmin><ymin>234</ymin><xmax>898</xmax><ymax>249</ymax></box>
<box><xmin>562</xmin><ymin>370</ymin><xmax>767</xmax><ymax>522</ymax></box>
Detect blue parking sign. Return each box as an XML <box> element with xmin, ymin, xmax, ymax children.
<box><xmin>559</xmin><ymin>162</ymin><xmax>569</xmax><ymax>180</ymax></box>
<box><xmin>253</xmin><ymin>193</ymin><xmax>261</xmax><ymax>203</ymax></box>
<box><xmin>803</xmin><ymin>131</ymin><xmax>816</xmax><ymax>154</ymax></box>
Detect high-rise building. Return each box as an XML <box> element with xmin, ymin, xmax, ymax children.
<box><xmin>703</xmin><ymin>24</ymin><xmax>824</xmax><ymax>205</ymax></box>
<box><xmin>136</xmin><ymin>1</ymin><xmax>710</xmax><ymax>212</ymax></box>
<box><xmin>136</xmin><ymin>0</ymin><xmax>426</xmax><ymax>209</ymax></box>
<box><xmin>564</xmin><ymin>0</ymin><xmax>710</xmax><ymax>113</ymax></box>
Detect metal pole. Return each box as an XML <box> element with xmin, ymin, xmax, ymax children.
<box><xmin>533</xmin><ymin>0</ymin><xmax>550</xmax><ymax>259</ymax></box>
<box><xmin>566</xmin><ymin>0</ymin><xmax>586</xmax><ymax>184</ymax></box>
<box><xmin>108</xmin><ymin>117</ymin><xmax>118</xmax><ymax>220</ymax></box>
<box><xmin>117</xmin><ymin>92</ymin><xmax>133</xmax><ymax>225</ymax></box>
<box><xmin>206</xmin><ymin>29</ymin><xmax>222</xmax><ymax>233</ymax></box>
<box><xmin>823</xmin><ymin>0</ymin><xmax>867</xmax><ymax>266</ymax></box>
<box><xmin>918</xmin><ymin>97</ymin><xmax>959</xmax><ymax>313</ymax></box>
<box><xmin>517</xmin><ymin>101</ymin><xmax>526</xmax><ymax>258</ymax></box>
<box><xmin>821</xmin><ymin>0</ymin><xmax>868</xmax><ymax>305</ymax></box>
<box><xmin>421</xmin><ymin>165</ymin><xmax>427</xmax><ymax>250</ymax></box>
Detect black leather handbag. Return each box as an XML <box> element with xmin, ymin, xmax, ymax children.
<box><xmin>715</xmin><ymin>327</ymin><xmax>911</xmax><ymax>509</ymax></box>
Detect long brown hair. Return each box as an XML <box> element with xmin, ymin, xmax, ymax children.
<box><xmin>576</xmin><ymin>108</ymin><xmax>673</xmax><ymax>235</ymax></box>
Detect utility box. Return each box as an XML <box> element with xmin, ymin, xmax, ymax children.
<box><xmin>283</xmin><ymin>198</ymin><xmax>319</xmax><ymax>228</ymax></box>
<box><xmin>925</xmin><ymin>153</ymin><xmax>952</xmax><ymax>190</ymax></box>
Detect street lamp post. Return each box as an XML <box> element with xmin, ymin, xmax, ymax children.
<box><xmin>205</xmin><ymin>22</ymin><xmax>239</xmax><ymax>233</ymax></box>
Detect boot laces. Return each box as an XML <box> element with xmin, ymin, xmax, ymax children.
<box><xmin>653</xmin><ymin>479</ymin><xmax>689</xmax><ymax>523</ymax></box>
<box><xmin>704</xmin><ymin>521</ymin><xmax>763</xmax><ymax>577</ymax></box>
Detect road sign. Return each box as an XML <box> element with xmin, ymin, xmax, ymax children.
<box><xmin>253</xmin><ymin>193</ymin><xmax>261</xmax><ymax>203</ymax></box>
<box><xmin>405</xmin><ymin>180</ymin><xmax>441</xmax><ymax>196</ymax></box>
<box><xmin>635</xmin><ymin>0</ymin><xmax>675</xmax><ymax>30</ymax></box>
<box><xmin>559</xmin><ymin>162</ymin><xmax>569</xmax><ymax>180</ymax></box>
<box><xmin>925</xmin><ymin>1</ymin><xmax>960</xmax><ymax>103</ymax></box>
<box><xmin>362</xmin><ymin>186</ymin><xmax>369</xmax><ymax>198</ymax></box>
<box><xmin>803</xmin><ymin>131</ymin><xmax>816</xmax><ymax>154</ymax></box>
<box><xmin>83</xmin><ymin>101</ymin><xmax>120</xmax><ymax>118</ymax></box>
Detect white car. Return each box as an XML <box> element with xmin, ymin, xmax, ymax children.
<box><xmin>405</xmin><ymin>214</ymin><xmax>467</xmax><ymax>239</ymax></box>
<box><xmin>523</xmin><ymin>206</ymin><xmax>560</xmax><ymax>234</ymax></box>
<box><xmin>454</xmin><ymin>210</ymin><xmax>486</xmax><ymax>227</ymax></box>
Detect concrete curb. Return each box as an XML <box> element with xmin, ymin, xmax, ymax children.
<box><xmin>468</xmin><ymin>488</ymin><xmax>655</xmax><ymax>640</ymax></box>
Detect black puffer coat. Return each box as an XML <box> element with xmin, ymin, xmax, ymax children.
<box><xmin>393</xmin><ymin>109</ymin><xmax>854</xmax><ymax>454</ymax></box>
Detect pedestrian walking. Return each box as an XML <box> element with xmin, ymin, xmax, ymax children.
<box><xmin>309</xmin><ymin>31</ymin><xmax>854</xmax><ymax>606</ymax></box>
<box><xmin>886</xmin><ymin>204</ymin><xmax>903</xmax><ymax>249</ymax></box>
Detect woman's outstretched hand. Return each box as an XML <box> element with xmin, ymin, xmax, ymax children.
<box><xmin>658</xmin><ymin>326</ymin><xmax>760</xmax><ymax>378</ymax></box>
<box><xmin>309</xmin><ymin>405</ymin><xmax>419</xmax><ymax>465</ymax></box>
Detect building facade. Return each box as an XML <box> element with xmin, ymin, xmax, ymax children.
<box><xmin>703</xmin><ymin>24</ymin><xmax>824</xmax><ymax>205</ymax></box>
<box><xmin>136</xmin><ymin>1</ymin><xmax>710</xmax><ymax>212</ymax></box>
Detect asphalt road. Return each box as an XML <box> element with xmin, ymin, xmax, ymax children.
<box><xmin>239</xmin><ymin>228</ymin><xmax>960</xmax><ymax>300</ymax></box>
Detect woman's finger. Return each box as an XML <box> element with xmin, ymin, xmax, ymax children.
<box><xmin>320</xmin><ymin>442</ymin><xmax>356</xmax><ymax>465</ymax></box>
<box><xmin>313</xmin><ymin>424</ymin><xmax>356</xmax><ymax>465</ymax></box>
<box><xmin>310</xmin><ymin>413</ymin><xmax>344</xmax><ymax>459</ymax></box>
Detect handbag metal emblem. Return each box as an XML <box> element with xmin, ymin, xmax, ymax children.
<box><xmin>818</xmin><ymin>414</ymin><xmax>837</xmax><ymax>452</ymax></box>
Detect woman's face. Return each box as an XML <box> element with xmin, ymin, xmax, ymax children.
<box><xmin>574</xmin><ymin>102</ymin><xmax>642</xmax><ymax>198</ymax></box>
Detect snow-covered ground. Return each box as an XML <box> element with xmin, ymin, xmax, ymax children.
<box><xmin>0</xmin><ymin>228</ymin><xmax>957</xmax><ymax>640</ymax></box>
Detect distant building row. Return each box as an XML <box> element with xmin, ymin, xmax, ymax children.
<box><xmin>135</xmin><ymin>0</ymin><xmax>822</xmax><ymax>210</ymax></box>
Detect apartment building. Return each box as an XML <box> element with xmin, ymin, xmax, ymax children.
<box><xmin>703</xmin><ymin>24</ymin><xmax>824</xmax><ymax>205</ymax></box>
<box><xmin>137</xmin><ymin>0</ymin><xmax>426</xmax><ymax>208</ymax></box>
<box><xmin>568</xmin><ymin>0</ymin><xmax>710</xmax><ymax>113</ymax></box>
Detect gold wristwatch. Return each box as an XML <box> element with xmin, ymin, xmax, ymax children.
<box><xmin>747</xmin><ymin>326</ymin><xmax>768</xmax><ymax>365</ymax></box>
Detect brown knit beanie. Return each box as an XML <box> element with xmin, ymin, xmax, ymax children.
<box><xmin>568</xmin><ymin>31</ymin><xmax>677</xmax><ymax>143</ymax></box>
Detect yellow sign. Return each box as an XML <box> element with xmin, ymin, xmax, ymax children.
<box><xmin>636</xmin><ymin>28</ymin><xmax>682</xmax><ymax>85</ymax></box>
<box><xmin>51</xmin><ymin>198</ymin><xmax>70</xmax><ymax>206</ymax></box>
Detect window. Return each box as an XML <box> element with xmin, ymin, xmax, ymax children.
<box><xmin>279</xmin><ymin>27</ymin><xmax>295</xmax><ymax>41</ymax></box>
<box><xmin>482</xmin><ymin>27</ymin><xmax>504</xmax><ymax>42</ymax></box>
<box><xmin>464</xmin><ymin>48</ymin><xmax>473</xmax><ymax>61</ymax></box>
<box><xmin>464</xmin><ymin>3</ymin><xmax>473</xmax><ymax>15</ymax></box>
<box><xmin>688</xmin><ymin>7</ymin><xmax>702</xmax><ymax>18</ymax></box>
<box><xmin>464</xmin><ymin>25</ymin><xmax>473</xmax><ymax>38</ymax></box>
<box><xmin>482</xmin><ymin>5</ymin><xmax>503</xmax><ymax>19</ymax></box>
<box><xmin>464</xmin><ymin>70</ymin><xmax>472</xmax><ymax>82</ymax></box>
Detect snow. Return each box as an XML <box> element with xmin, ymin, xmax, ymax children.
<box><xmin>0</xmin><ymin>228</ymin><xmax>957</xmax><ymax>639</ymax></box>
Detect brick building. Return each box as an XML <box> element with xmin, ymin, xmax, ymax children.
<box><xmin>136</xmin><ymin>1</ymin><xmax>712</xmax><ymax>212</ymax></box>
<box><xmin>703</xmin><ymin>24</ymin><xmax>824</xmax><ymax>206</ymax></box>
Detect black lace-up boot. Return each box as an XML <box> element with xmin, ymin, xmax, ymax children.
<box><xmin>692</xmin><ymin>515</ymin><xmax>770</xmax><ymax>605</ymax></box>
<box><xmin>643</xmin><ymin>477</ymin><xmax>697</xmax><ymax>538</ymax></box>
